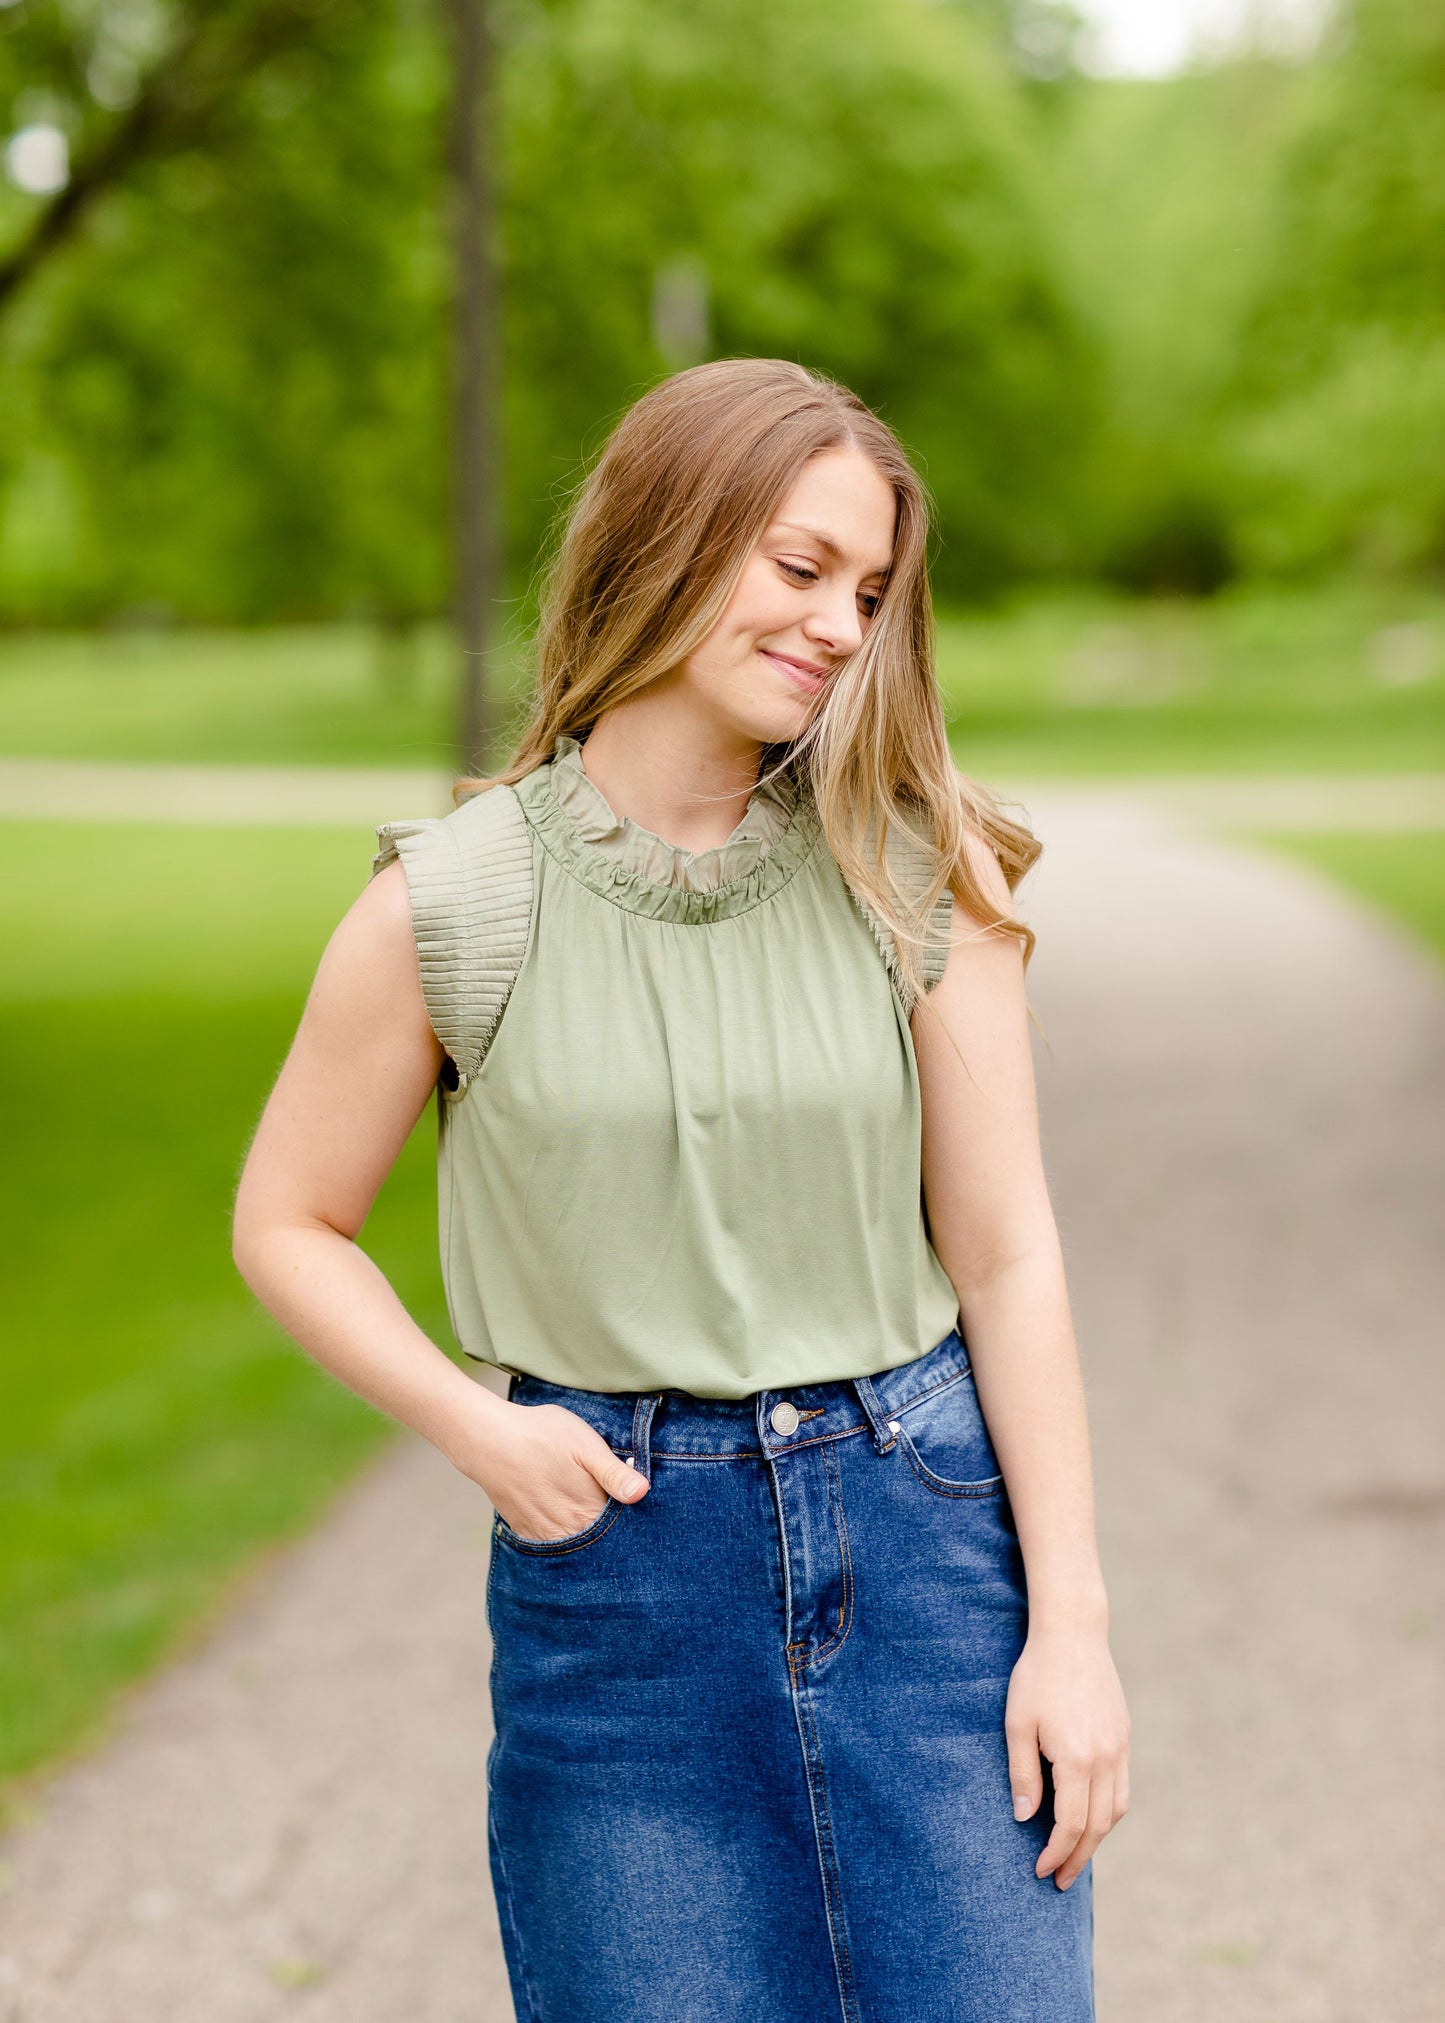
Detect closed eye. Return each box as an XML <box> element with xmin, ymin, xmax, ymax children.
<box><xmin>778</xmin><ymin>559</ymin><xmax>883</xmax><ymax>618</ymax></box>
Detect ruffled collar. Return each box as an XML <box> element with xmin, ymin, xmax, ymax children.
<box><xmin>547</xmin><ymin>733</ymin><xmax>800</xmax><ymax>894</ymax></box>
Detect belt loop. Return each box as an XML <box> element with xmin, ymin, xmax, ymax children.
<box><xmin>852</xmin><ymin>1375</ymin><xmax>897</xmax><ymax>1456</ymax></box>
<box><xmin>630</xmin><ymin>1392</ymin><xmax>663</xmax><ymax>1482</ymax></box>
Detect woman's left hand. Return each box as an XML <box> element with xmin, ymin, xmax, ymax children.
<box><xmin>1004</xmin><ymin>1624</ymin><xmax>1131</xmax><ymax>1890</ymax></box>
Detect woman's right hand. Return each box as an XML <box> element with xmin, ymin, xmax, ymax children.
<box><xmin>459</xmin><ymin>1396</ymin><xmax>650</xmax><ymax>1542</ymax></box>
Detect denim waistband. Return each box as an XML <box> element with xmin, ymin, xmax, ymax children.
<box><xmin>507</xmin><ymin>1327</ymin><xmax>971</xmax><ymax>1466</ymax></box>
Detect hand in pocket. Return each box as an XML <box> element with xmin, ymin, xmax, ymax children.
<box><xmin>469</xmin><ymin>1398</ymin><xmax>649</xmax><ymax>1542</ymax></box>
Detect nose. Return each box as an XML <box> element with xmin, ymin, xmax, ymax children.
<box><xmin>802</xmin><ymin>583</ymin><xmax>865</xmax><ymax>660</ymax></box>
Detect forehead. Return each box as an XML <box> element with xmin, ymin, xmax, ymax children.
<box><xmin>770</xmin><ymin>449</ymin><xmax>896</xmax><ymax>575</ymax></box>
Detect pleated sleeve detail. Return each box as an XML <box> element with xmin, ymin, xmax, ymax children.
<box><xmin>372</xmin><ymin>783</ymin><xmax>533</xmax><ymax>1090</ymax></box>
<box><xmin>848</xmin><ymin>819</ymin><xmax>954</xmax><ymax>1018</ymax></box>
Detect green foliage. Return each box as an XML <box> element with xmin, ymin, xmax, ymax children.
<box><xmin>0</xmin><ymin>821</ymin><xmax>448</xmax><ymax>1791</ymax></box>
<box><xmin>1230</xmin><ymin>327</ymin><xmax>1445</xmax><ymax>577</ymax></box>
<box><xmin>0</xmin><ymin>2</ymin><xmax>450</xmax><ymax>625</ymax></box>
<box><xmin>1045</xmin><ymin>61</ymin><xmax>1312</xmax><ymax>592</ymax></box>
<box><xmin>1224</xmin><ymin>0</ymin><xmax>1445</xmax><ymax>576</ymax></box>
<box><xmin>0</xmin><ymin>0</ymin><xmax>1088</xmax><ymax>624</ymax></box>
<box><xmin>1241</xmin><ymin>0</ymin><xmax>1445</xmax><ymax>380</ymax></box>
<box><xmin>3</xmin><ymin>0</ymin><xmax>1445</xmax><ymax>621</ymax></box>
<box><xmin>500</xmin><ymin>0</ymin><xmax>1090</xmax><ymax>596</ymax></box>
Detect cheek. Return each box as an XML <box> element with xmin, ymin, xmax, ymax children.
<box><xmin>715</xmin><ymin>560</ymin><xmax>797</xmax><ymax>650</ymax></box>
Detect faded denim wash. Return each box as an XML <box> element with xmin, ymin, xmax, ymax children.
<box><xmin>486</xmin><ymin>1328</ymin><xmax>1095</xmax><ymax>2022</ymax></box>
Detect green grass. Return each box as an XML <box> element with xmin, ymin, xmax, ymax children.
<box><xmin>0</xmin><ymin>821</ymin><xmax>449</xmax><ymax>1799</ymax></box>
<box><xmin>0</xmin><ymin>581</ymin><xmax>1442</xmax><ymax>776</ymax></box>
<box><xmin>1246</xmin><ymin>831</ymin><xmax>1445</xmax><ymax>963</ymax></box>
<box><xmin>0</xmin><ymin>622</ymin><xmax>519</xmax><ymax>769</ymax></box>
<box><xmin>938</xmin><ymin>581</ymin><xmax>1445</xmax><ymax>779</ymax></box>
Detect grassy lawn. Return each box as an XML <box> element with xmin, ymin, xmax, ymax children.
<box><xmin>0</xmin><ymin>622</ymin><xmax>509</xmax><ymax>769</ymax></box>
<box><xmin>0</xmin><ymin>822</ymin><xmax>448</xmax><ymax>1803</ymax></box>
<box><xmin>941</xmin><ymin>581</ymin><xmax>1445</xmax><ymax>779</ymax></box>
<box><xmin>0</xmin><ymin>580</ymin><xmax>1441</xmax><ymax>776</ymax></box>
<box><xmin>1247</xmin><ymin>831</ymin><xmax>1445</xmax><ymax>964</ymax></box>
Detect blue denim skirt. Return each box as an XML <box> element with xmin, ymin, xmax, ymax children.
<box><xmin>485</xmin><ymin>1328</ymin><xmax>1094</xmax><ymax>2022</ymax></box>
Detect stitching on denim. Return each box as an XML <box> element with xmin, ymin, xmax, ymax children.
<box><xmin>852</xmin><ymin>1373</ymin><xmax>897</xmax><ymax>1453</ymax></box>
<box><xmin>631</xmin><ymin>1391</ymin><xmax>661</xmax><ymax>1481</ymax></box>
<box><xmin>772</xmin><ymin>1423</ymin><xmax>869</xmax><ymax>1457</ymax></box>
<box><xmin>485</xmin><ymin>1605</ymin><xmax>543</xmax><ymax>2023</ymax></box>
<box><xmin>769</xmin><ymin>1425</ymin><xmax>857</xmax><ymax>2020</ymax></box>
<box><xmin>647</xmin><ymin>1423</ymin><xmax>870</xmax><ymax>1460</ymax></box>
<box><xmin>487</xmin><ymin>1790</ymin><xmax>543</xmax><ymax>2022</ymax></box>
<box><xmin>787</xmin><ymin>1661</ymin><xmax>861</xmax><ymax>2023</ymax></box>
<box><xmin>649</xmin><ymin>1447</ymin><xmax>763</xmax><ymax>1461</ymax></box>
<box><xmin>898</xmin><ymin>1427</ymin><xmax>1004</xmax><ymax>1499</ymax></box>
<box><xmin>495</xmin><ymin>1500</ymin><xmax>623</xmax><ymax>1555</ymax></box>
<box><xmin>884</xmin><ymin>1360</ymin><xmax>975</xmax><ymax>1420</ymax></box>
<box><xmin>804</xmin><ymin>1439</ymin><xmax>855</xmax><ymax>1665</ymax></box>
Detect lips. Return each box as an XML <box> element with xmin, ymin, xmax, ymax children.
<box><xmin>761</xmin><ymin>649</ymin><xmax>831</xmax><ymax>697</ymax></box>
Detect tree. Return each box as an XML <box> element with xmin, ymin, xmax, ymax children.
<box><xmin>0</xmin><ymin>0</ymin><xmax>1091</xmax><ymax>641</ymax></box>
<box><xmin>498</xmin><ymin>0</ymin><xmax>1092</xmax><ymax>598</ymax></box>
<box><xmin>0</xmin><ymin>1</ymin><xmax>449</xmax><ymax>627</ymax></box>
<box><xmin>1226</xmin><ymin>0</ymin><xmax>1445</xmax><ymax>574</ymax></box>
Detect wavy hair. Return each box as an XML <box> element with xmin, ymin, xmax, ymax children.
<box><xmin>465</xmin><ymin>357</ymin><xmax>1040</xmax><ymax>998</ymax></box>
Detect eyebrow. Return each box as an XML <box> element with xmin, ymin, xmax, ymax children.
<box><xmin>772</xmin><ymin>521</ymin><xmax>890</xmax><ymax>578</ymax></box>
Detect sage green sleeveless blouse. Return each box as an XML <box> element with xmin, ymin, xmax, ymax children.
<box><xmin>380</xmin><ymin>735</ymin><xmax>960</xmax><ymax>1398</ymax></box>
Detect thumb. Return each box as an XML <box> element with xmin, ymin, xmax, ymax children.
<box><xmin>1006</xmin><ymin>1720</ymin><xmax>1043</xmax><ymax>1823</ymax></box>
<box><xmin>585</xmin><ymin>1434</ymin><xmax>649</xmax><ymax>1504</ymax></box>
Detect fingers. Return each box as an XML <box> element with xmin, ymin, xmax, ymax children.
<box><xmin>580</xmin><ymin>1427</ymin><xmax>649</xmax><ymax>1504</ymax></box>
<box><xmin>1006</xmin><ymin>1717</ymin><xmax>1044</xmax><ymax>1824</ymax></box>
<box><xmin>1052</xmin><ymin>1772</ymin><xmax>1116</xmax><ymax>1890</ymax></box>
<box><xmin>1036</xmin><ymin>1758</ymin><xmax>1129</xmax><ymax>1890</ymax></box>
<box><xmin>1035</xmin><ymin>1759</ymin><xmax>1089</xmax><ymax>1885</ymax></box>
<box><xmin>1112</xmin><ymin>1760</ymin><xmax>1131</xmax><ymax>1830</ymax></box>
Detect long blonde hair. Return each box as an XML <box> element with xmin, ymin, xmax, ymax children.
<box><xmin>468</xmin><ymin>357</ymin><xmax>1040</xmax><ymax>997</ymax></box>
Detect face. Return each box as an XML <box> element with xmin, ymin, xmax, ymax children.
<box><xmin>676</xmin><ymin>446</ymin><xmax>897</xmax><ymax>747</ymax></box>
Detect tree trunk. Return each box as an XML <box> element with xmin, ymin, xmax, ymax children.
<box><xmin>447</xmin><ymin>0</ymin><xmax>499</xmax><ymax>772</ymax></box>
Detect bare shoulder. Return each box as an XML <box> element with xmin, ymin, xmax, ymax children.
<box><xmin>305</xmin><ymin>860</ymin><xmax>433</xmax><ymax>1049</ymax></box>
<box><xmin>924</xmin><ymin>775</ymin><xmax>1027</xmax><ymax>1005</ymax></box>
<box><xmin>951</xmin><ymin>824</ymin><xmax>1013</xmax><ymax>920</ymax></box>
<box><xmin>321</xmin><ymin>859</ymin><xmax>414</xmax><ymax>966</ymax></box>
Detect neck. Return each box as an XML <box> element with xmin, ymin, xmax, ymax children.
<box><xmin>578</xmin><ymin>681</ymin><xmax>763</xmax><ymax>852</ymax></box>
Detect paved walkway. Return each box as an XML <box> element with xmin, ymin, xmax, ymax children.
<box><xmin>1</xmin><ymin>789</ymin><xmax>1442</xmax><ymax>2020</ymax></box>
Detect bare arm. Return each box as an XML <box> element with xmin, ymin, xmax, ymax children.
<box><xmin>232</xmin><ymin>862</ymin><xmax>647</xmax><ymax>1540</ymax></box>
<box><xmin>913</xmin><ymin>835</ymin><xmax>1129</xmax><ymax>1888</ymax></box>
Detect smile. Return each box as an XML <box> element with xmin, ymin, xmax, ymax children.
<box><xmin>760</xmin><ymin>650</ymin><xmax>831</xmax><ymax>697</ymax></box>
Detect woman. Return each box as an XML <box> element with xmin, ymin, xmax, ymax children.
<box><xmin>233</xmin><ymin>357</ymin><xmax>1129</xmax><ymax>2022</ymax></box>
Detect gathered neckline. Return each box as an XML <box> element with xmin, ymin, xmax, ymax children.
<box><xmin>515</xmin><ymin>734</ymin><xmax>820</xmax><ymax>923</ymax></box>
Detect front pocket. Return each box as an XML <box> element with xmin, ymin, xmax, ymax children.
<box><xmin>493</xmin><ymin>1495</ymin><xmax>622</xmax><ymax>1557</ymax></box>
<box><xmin>894</xmin><ymin>1369</ymin><xmax>1004</xmax><ymax>1497</ymax></box>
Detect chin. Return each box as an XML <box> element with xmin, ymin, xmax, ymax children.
<box><xmin>735</xmin><ymin>702</ymin><xmax>810</xmax><ymax>749</ymax></box>
<box><xmin>688</xmin><ymin>658</ymin><xmax>814</xmax><ymax>747</ymax></box>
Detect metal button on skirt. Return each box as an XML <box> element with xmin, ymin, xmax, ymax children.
<box><xmin>485</xmin><ymin>1328</ymin><xmax>1095</xmax><ymax>2023</ymax></box>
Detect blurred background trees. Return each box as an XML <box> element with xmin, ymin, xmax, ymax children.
<box><xmin>0</xmin><ymin>0</ymin><xmax>1090</xmax><ymax>626</ymax></box>
<box><xmin>0</xmin><ymin>0</ymin><xmax>1441</xmax><ymax>637</ymax></box>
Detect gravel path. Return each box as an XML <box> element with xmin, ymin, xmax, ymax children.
<box><xmin>1</xmin><ymin>790</ymin><xmax>1441</xmax><ymax>2021</ymax></box>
